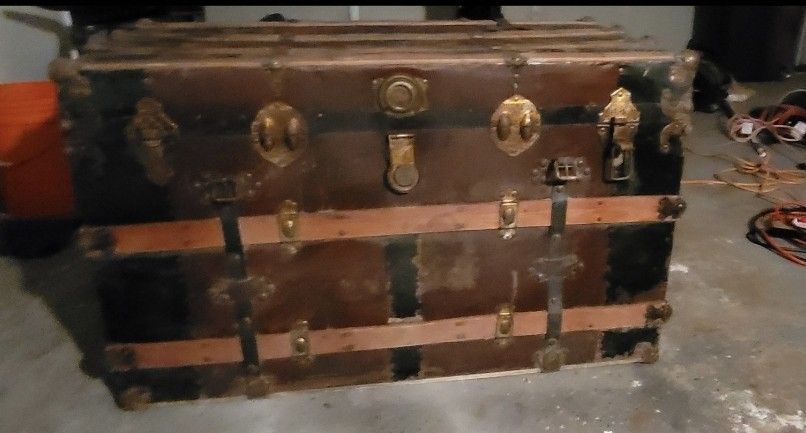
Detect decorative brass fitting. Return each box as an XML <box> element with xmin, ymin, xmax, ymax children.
<box><xmin>373</xmin><ymin>74</ymin><xmax>429</xmax><ymax>117</ymax></box>
<box><xmin>251</xmin><ymin>102</ymin><xmax>307</xmax><ymax>167</ymax></box>
<box><xmin>491</xmin><ymin>95</ymin><xmax>541</xmax><ymax>156</ymax></box>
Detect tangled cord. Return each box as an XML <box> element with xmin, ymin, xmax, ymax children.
<box><xmin>727</xmin><ymin>104</ymin><xmax>806</xmax><ymax>145</ymax></box>
<box><xmin>683</xmin><ymin>146</ymin><xmax>806</xmax><ymax>204</ymax></box>
<box><xmin>747</xmin><ymin>203</ymin><xmax>806</xmax><ymax>266</ymax></box>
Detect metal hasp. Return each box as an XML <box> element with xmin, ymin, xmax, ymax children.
<box><xmin>208</xmin><ymin>177</ymin><xmax>270</xmax><ymax>398</ymax></box>
<box><xmin>373</xmin><ymin>74</ymin><xmax>429</xmax><ymax>117</ymax></box>
<box><xmin>598</xmin><ymin>88</ymin><xmax>640</xmax><ymax>182</ymax></box>
<box><xmin>498</xmin><ymin>190</ymin><xmax>519</xmax><ymax>239</ymax></box>
<box><xmin>491</xmin><ymin>95</ymin><xmax>541</xmax><ymax>156</ymax></box>
<box><xmin>251</xmin><ymin>102</ymin><xmax>308</xmax><ymax>167</ymax></box>
<box><xmin>125</xmin><ymin>98</ymin><xmax>179</xmax><ymax>186</ymax></box>
<box><xmin>386</xmin><ymin>134</ymin><xmax>419</xmax><ymax>193</ymax></box>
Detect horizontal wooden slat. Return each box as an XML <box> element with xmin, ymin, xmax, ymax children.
<box><xmin>78</xmin><ymin>51</ymin><xmax>675</xmax><ymax>71</ymax></box>
<box><xmin>82</xmin><ymin>39</ymin><xmax>658</xmax><ymax>58</ymax></box>
<box><xmin>132</xmin><ymin>20</ymin><xmax>604</xmax><ymax>33</ymax></box>
<box><xmin>107</xmin><ymin>301</ymin><xmax>660</xmax><ymax>370</ymax></box>
<box><xmin>105</xmin><ymin>195</ymin><xmax>673</xmax><ymax>255</ymax></box>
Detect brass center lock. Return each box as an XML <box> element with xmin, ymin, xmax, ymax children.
<box><xmin>251</xmin><ymin>102</ymin><xmax>307</xmax><ymax>167</ymax></box>
<box><xmin>373</xmin><ymin>74</ymin><xmax>429</xmax><ymax>117</ymax></box>
<box><xmin>491</xmin><ymin>95</ymin><xmax>541</xmax><ymax>156</ymax></box>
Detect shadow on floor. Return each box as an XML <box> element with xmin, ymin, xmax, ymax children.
<box><xmin>5</xmin><ymin>226</ymin><xmax>108</xmax><ymax>379</ymax></box>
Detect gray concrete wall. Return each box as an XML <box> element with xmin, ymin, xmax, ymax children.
<box><xmin>502</xmin><ymin>6</ymin><xmax>694</xmax><ymax>51</ymax></box>
<box><xmin>0</xmin><ymin>6</ymin><xmax>70</xmax><ymax>83</ymax></box>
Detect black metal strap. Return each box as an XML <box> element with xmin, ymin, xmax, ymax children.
<box><xmin>210</xmin><ymin>178</ymin><xmax>260</xmax><ymax>372</ymax></box>
<box><xmin>546</xmin><ymin>185</ymin><xmax>568</xmax><ymax>341</ymax></box>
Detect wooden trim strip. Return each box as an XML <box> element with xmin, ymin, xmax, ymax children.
<box><xmin>107</xmin><ymin>302</ymin><xmax>659</xmax><ymax>371</ymax></box>
<box><xmin>79</xmin><ymin>51</ymin><xmax>675</xmax><ymax>71</ymax></box>
<box><xmin>133</xmin><ymin>20</ymin><xmax>604</xmax><ymax>31</ymax></box>
<box><xmin>108</xmin><ymin>195</ymin><xmax>671</xmax><ymax>255</ymax></box>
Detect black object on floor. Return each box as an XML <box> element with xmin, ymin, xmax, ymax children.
<box><xmin>0</xmin><ymin>217</ymin><xmax>81</xmax><ymax>259</ymax></box>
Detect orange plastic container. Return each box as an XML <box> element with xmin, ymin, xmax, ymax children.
<box><xmin>0</xmin><ymin>81</ymin><xmax>75</xmax><ymax>218</ymax></box>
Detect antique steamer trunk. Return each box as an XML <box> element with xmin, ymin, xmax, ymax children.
<box><xmin>52</xmin><ymin>19</ymin><xmax>696</xmax><ymax>409</ymax></box>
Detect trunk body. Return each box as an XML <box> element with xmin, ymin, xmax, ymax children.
<box><xmin>54</xmin><ymin>19</ymin><xmax>696</xmax><ymax>408</ymax></box>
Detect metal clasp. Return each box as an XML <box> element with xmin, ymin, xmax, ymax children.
<box><xmin>278</xmin><ymin>200</ymin><xmax>299</xmax><ymax>241</ymax></box>
<box><xmin>290</xmin><ymin>320</ymin><xmax>312</xmax><ymax>363</ymax></box>
<box><xmin>533</xmin><ymin>157</ymin><xmax>590</xmax><ymax>185</ymax></box>
<box><xmin>598</xmin><ymin>88</ymin><xmax>640</xmax><ymax>182</ymax></box>
<box><xmin>495</xmin><ymin>304</ymin><xmax>515</xmax><ymax>345</ymax></box>
<box><xmin>125</xmin><ymin>98</ymin><xmax>178</xmax><ymax>186</ymax></box>
<box><xmin>251</xmin><ymin>102</ymin><xmax>308</xmax><ymax>167</ymax></box>
<box><xmin>499</xmin><ymin>190</ymin><xmax>518</xmax><ymax>239</ymax></box>
<box><xmin>386</xmin><ymin>134</ymin><xmax>419</xmax><ymax>193</ymax></box>
<box><xmin>490</xmin><ymin>95</ymin><xmax>542</xmax><ymax>156</ymax></box>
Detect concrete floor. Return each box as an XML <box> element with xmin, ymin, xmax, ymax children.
<box><xmin>1</xmin><ymin>78</ymin><xmax>805</xmax><ymax>433</ymax></box>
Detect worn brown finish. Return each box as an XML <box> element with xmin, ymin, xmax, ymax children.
<box><xmin>417</xmin><ymin>227</ymin><xmax>608</xmax><ymax>320</ymax></box>
<box><xmin>180</xmin><ymin>239</ymin><xmax>391</xmax><ymax>337</ymax></box>
<box><xmin>420</xmin><ymin>331</ymin><xmax>601</xmax><ymax>377</ymax></box>
<box><xmin>108</xmin><ymin>195</ymin><xmax>675</xmax><ymax>255</ymax></box>
<box><xmin>106</xmin><ymin>302</ymin><xmax>662</xmax><ymax>370</ymax></box>
<box><xmin>164</xmin><ymin>124</ymin><xmax>624</xmax><ymax>218</ymax></box>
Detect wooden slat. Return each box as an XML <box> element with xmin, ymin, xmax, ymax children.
<box><xmin>132</xmin><ymin>20</ymin><xmax>604</xmax><ymax>33</ymax></box>
<box><xmin>82</xmin><ymin>39</ymin><xmax>657</xmax><ymax>58</ymax></box>
<box><xmin>107</xmin><ymin>195</ymin><xmax>671</xmax><ymax>255</ymax></box>
<box><xmin>78</xmin><ymin>51</ymin><xmax>676</xmax><ymax>71</ymax></box>
<box><xmin>107</xmin><ymin>301</ymin><xmax>660</xmax><ymax>370</ymax></box>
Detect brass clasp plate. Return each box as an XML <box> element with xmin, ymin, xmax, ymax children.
<box><xmin>498</xmin><ymin>190</ymin><xmax>519</xmax><ymax>239</ymax></box>
<box><xmin>125</xmin><ymin>98</ymin><xmax>179</xmax><ymax>186</ymax></box>
<box><xmin>251</xmin><ymin>102</ymin><xmax>307</xmax><ymax>167</ymax></box>
<box><xmin>290</xmin><ymin>320</ymin><xmax>312</xmax><ymax>363</ymax></box>
<box><xmin>491</xmin><ymin>95</ymin><xmax>541</xmax><ymax>156</ymax></box>
<box><xmin>386</xmin><ymin>134</ymin><xmax>419</xmax><ymax>193</ymax></box>
<box><xmin>278</xmin><ymin>199</ymin><xmax>299</xmax><ymax>241</ymax></box>
<box><xmin>495</xmin><ymin>304</ymin><xmax>515</xmax><ymax>344</ymax></box>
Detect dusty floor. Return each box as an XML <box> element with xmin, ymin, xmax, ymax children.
<box><xmin>1</xmin><ymin>78</ymin><xmax>805</xmax><ymax>433</ymax></box>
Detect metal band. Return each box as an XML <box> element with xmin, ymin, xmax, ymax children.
<box><xmin>211</xmin><ymin>179</ymin><xmax>260</xmax><ymax>372</ymax></box>
<box><xmin>546</xmin><ymin>186</ymin><xmax>568</xmax><ymax>340</ymax></box>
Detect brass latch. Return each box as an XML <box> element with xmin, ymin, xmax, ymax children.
<box><xmin>598</xmin><ymin>88</ymin><xmax>640</xmax><ymax>182</ymax></box>
<box><xmin>251</xmin><ymin>102</ymin><xmax>308</xmax><ymax>167</ymax></box>
<box><xmin>491</xmin><ymin>95</ymin><xmax>541</xmax><ymax>156</ymax></box>
<box><xmin>498</xmin><ymin>190</ymin><xmax>518</xmax><ymax>239</ymax></box>
<box><xmin>495</xmin><ymin>304</ymin><xmax>514</xmax><ymax>344</ymax></box>
<box><xmin>533</xmin><ymin>157</ymin><xmax>591</xmax><ymax>185</ymax></box>
<box><xmin>278</xmin><ymin>199</ymin><xmax>299</xmax><ymax>241</ymax></box>
<box><xmin>125</xmin><ymin>98</ymin><xmax>179</xmax><ymax>186</ymax></box>
<box><xmin>290</xmin><ymin>320</ymin><xmax>312</xmax><ymax>362</ymax></box>
<box><xmin>386</xmin><ymin>134</ymin><xmax>419</xmax><ymax>194</ymax></box>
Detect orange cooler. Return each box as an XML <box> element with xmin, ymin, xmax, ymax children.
<box><xmin>0</xmin><ymin>81</ymin><xmax>75</xmax><ymax>218</ymax></box>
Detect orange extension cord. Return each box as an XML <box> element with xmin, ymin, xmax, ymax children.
<box><xmin>747</xmin><ymin>203</ymin><xmax>806</xmax><ymax>266</ymax></box>
<box><xmin>727</xmin><ymin>104</ymin><xmax>806</xmax><ymax>145</ymax></box>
